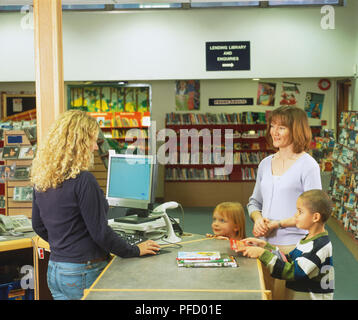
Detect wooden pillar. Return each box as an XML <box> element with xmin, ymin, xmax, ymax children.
<box><xmin>33</xmin><ymin>0</ymin><xmax>65</xmax><ymax>145</ymax></box>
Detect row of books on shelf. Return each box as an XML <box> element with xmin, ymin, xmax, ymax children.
<box><xmin>234</xmin><ymin>142</ymin><xmax>265</xmax><ymax>150</ymax></box>
<box><xmin>0</xmin><ymin>165</ymin><xmax>30</xmax><ymax>183</ymax></box>
<box><xmin>237</xmin><ymin>152</ymin><xmax>271</xmax><ymax>165</ymax></box>
<box><xmin>166</xmin><ymin>112</ymin><xmax>267</xmax><ymax>125</ymax></box>
<box><xmin>169</xmin><ymin>129</ymin><xmax>267</xmax><ymax>140</ymax></box>
<box><xmin>88</xmin><ymin>112</ymin><xmax>150</xmax><ymax>128</ymax></box>
<box><xmin>339</xmin><ymin>111</ymin><xmax>358</xmax><ymax>131</ymax></box>
<box><xmin>166</xmin><ymin>151</ymin><xmax>271</xmax><ymax>166</ymax></box>
<box><xmin>338</xmin><ymin>128</ymin><xmax>358</xmax><ymax>150</ymax></box>
<box><xmin>241</xmin><ymin>167</ymin><xmax>258</xmax><ymax>181</ymax></box>
<box><xmin>165</xmin><ymin>167</ymin><xmax>257</xmax><ymax>181</ymax></box>
<box><xmin>176</xmin><ymin>251</ymin><xmax>238</xmax><ymax>268</ymax></box>
<box><xmin>106</xmin><ymin>129</ymin><xmax>148</xmax><ymax>139</ymax></box>
<box><xmin>0</xmin><ymin>146</ymin><xmax>36</xmax><ymax>160</ymax></box>
<box><xmin>165</xmin><ymin>167</ymin><xmax>230</xmax><ymax>181</ymax></box>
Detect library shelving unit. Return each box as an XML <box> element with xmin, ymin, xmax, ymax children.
<box><xmin>89</xmin><ymin>111</ymin><xmax>150</xmax><ymax>154</ymax></box>
<box><xmin>0</xmin><ymin>109</ymin><xmax>36</xmax><ymax>216</ymax></box>
<box><xmin>0</xmin><ymin>138</ymin><xmax>4</xmax><ymax>216</ymax></box>
<box><xmin>68</xmin><ymin>83</ymin><xmax>152</xmax><ymax>157</ymax></box>
<box><xmin>164</xmin><ymin>112</ymin><xmax>274</xmax><ymax>207</ymax></box>
<box><xmin>328</xmin><ymin>111</ymin><xmax>358</xmax><ymax>252</ymax></box>
<box><xmin>67</xmin><ymin>83</ymin><xmax>153</xmax><ymax>194</ymax></box>
<box><xmin>3</xmin><ymin>130</ymin><xmax>34</xmax><ymax>218</ymax></box>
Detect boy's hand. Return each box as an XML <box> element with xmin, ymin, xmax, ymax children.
<box><xmin>241</xmin><ymin>237</ymin><xmax>267</xmax><ymax>248</ymax></box>
<box><xmin>266</xmin><ymin>220</ymin><xmax>280</xmax><ymax>231</ymax></box>
<box><xmin>236</xmin><ymin>246</ymin><xmax>265</xmax><ymax>259</ymax></box>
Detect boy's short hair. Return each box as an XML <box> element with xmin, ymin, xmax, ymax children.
<box><xmin>299</xmin><ymin>189</ymin><xmax>332</xmax><ymax>223</ymax></box>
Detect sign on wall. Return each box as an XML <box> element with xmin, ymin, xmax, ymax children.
<box><xmin>209</xmin><ymin>98</ymin><xmax>253</xmax><ymax>106</ymax></box>
<box><xmin>206</xmin><ymin>41</ymin><xmax>250</xmax><ymax>71</ymax></box>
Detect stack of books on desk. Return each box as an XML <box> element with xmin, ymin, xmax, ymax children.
<box><xmin>176</xmin><ymin>251</ymin><xmax>238</xmax><ymax>268</ymax></box>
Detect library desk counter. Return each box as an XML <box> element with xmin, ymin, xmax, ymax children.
<box><xmin>83</xmin><ymin>234</ymin><xmax>271</xmax><ymax>300</ymax></box>
<box><xmin>0</xmin><ymin>232</ymin><xmax>36</xmax><ymax>300</ymax></box>
<box><xmin>0</xmin><ymin>232</ymin><xmax>36</xmax><ymax>252</ymax></box>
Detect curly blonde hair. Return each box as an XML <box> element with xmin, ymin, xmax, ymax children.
<box><xmin>31</xmin><ymin>110</ymin><xmax>99</xmax><ymax>192</ymax></box>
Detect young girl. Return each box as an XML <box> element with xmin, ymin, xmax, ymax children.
<box><xmin>206</xmin><ymin>202</ymin><xmax>246</xmax><ymax>240</ymax></box>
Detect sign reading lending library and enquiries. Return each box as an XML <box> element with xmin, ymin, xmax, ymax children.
<box><xmin>206</xmin><ymin>41</ymin><xmax>250</xmax><ymax>71</ymax></box>
<box><xmin>209</xmin><ymin>98</ymin><xmax>254</xmax><ymax>106</ymax></box>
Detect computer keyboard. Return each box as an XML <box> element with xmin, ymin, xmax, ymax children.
<box><xmin>113</xmin><ymin>230</ymin><xmax>148</xmax><ymax>245</ymax></box>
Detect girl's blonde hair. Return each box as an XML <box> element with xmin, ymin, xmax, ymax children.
<box><xmin>214</xmin><ymin>202</ymin><xmax>246</xmax><ymax>239</ymax></box>
<box><xmin>31</xmin><ymin>110</ymin><xmax>99</xmax><ymax>192</ymax></box>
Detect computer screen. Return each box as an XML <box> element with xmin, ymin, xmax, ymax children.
<box><xmin>106</xmin><ymin>152</ymin><xmax>157</xmax><ymax>217</ymax></box>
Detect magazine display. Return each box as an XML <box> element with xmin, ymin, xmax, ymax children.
<box><xmin>13</xmin><ymin>186</ymin><xmax>33</xmax><ymax>202</ymax></box>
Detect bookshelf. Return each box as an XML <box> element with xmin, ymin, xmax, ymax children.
<box><xmin>0</xmin><ymin>137</ymin><xmax>4</xmax><ymax>215</ymax></box>
<box><xmin>164</xmin><ymin>112</ymin><xmax>274</xmax><ymax>206</ymax></box>
<box><xmin>3</xmin><ymin>130</ymin><xmax>35</xmax><ymax>218</ymax></box>
<box><xmin>88</xmin><ymin>111</ymin><xmax>150</xmax><ymax>154</ymax></box>
<box><xmin>0</xmin><ymin>110</ymin><xmax>37</xmax><ymax>217</ymax></box>
<box><xmin>68</xmin><ymin>84</ymin><xmax>152</xmax><ymax>156</ymax></box>
<box><xmin>328</xmin><ymin>111</ymin><xmax>358</xmax><ymax>249</ymax></box>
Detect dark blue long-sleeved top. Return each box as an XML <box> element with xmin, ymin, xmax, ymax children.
<box><xmin>32</xmin><ymin>171</ymin><xmax>139</xmax><ymax>263</ymax></box>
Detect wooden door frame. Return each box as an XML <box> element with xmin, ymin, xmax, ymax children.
<box><xmin>336</xmin><ymin>79</ymin><xmax>351</xmax><ymax>137</ymax></box>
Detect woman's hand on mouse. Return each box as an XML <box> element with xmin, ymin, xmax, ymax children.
<box><xmin>137</xmin><ymin>240</ymin><xmax>161</xmax><ymax>256</ymax></box>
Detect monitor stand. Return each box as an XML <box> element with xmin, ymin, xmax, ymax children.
<box><xmin>114</xmin><ymin>208</ymin><xmax>159</xmax><ymax>224</ymax></box>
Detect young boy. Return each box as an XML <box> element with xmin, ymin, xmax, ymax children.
<box><xmin>237</xmin><ymin>189</ymin><xmax>334</xmax><ymax>300</ymax></box>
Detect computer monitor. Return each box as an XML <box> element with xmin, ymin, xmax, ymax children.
<box><xmin>106</xmin><ymin>151</ymin><xmax>158</xmax><ymax>223</ymax></box>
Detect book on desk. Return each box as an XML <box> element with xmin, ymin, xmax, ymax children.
<box><xmin>176</xmin><ymin>251</ymin><xmax>238</xmax><ymax>268</ymax></box>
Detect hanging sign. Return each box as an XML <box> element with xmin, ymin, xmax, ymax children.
<box><xmin>209</xmin><ymin>98</ymin><xmax>254</xmax><ymax>106</ymax></box>
<box><xmin>206</xmin><ymin>41</ymin><xmax>250</xmax><ymax>71</ymax></box>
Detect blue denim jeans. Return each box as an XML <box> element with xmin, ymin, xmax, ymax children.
<box><xmin>47</xmin><ymin>259</ymin><xmax>108</xmax><ymax>300</ymax></box>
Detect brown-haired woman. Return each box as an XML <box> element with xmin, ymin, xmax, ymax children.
<box><xmin>247</xmin><ymin>106</ymin><xmax>322</xmax><ymax>300</ymax></box>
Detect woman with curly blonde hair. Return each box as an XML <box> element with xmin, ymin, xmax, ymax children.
<box><xmin>31</xmin><ymin>110</ymin><xmax>98</xmax><ymax>191</ymax></box>
<box><xmin>31</xmin><ymin>110</ymin><xmax>159</xmax><ymax>300</ymax></box>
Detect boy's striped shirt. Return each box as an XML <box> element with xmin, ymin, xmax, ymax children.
<box><xmin>259</xmin><ymin>231</ymin><xmax>334</xmax><ymax>299</ymax></box>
